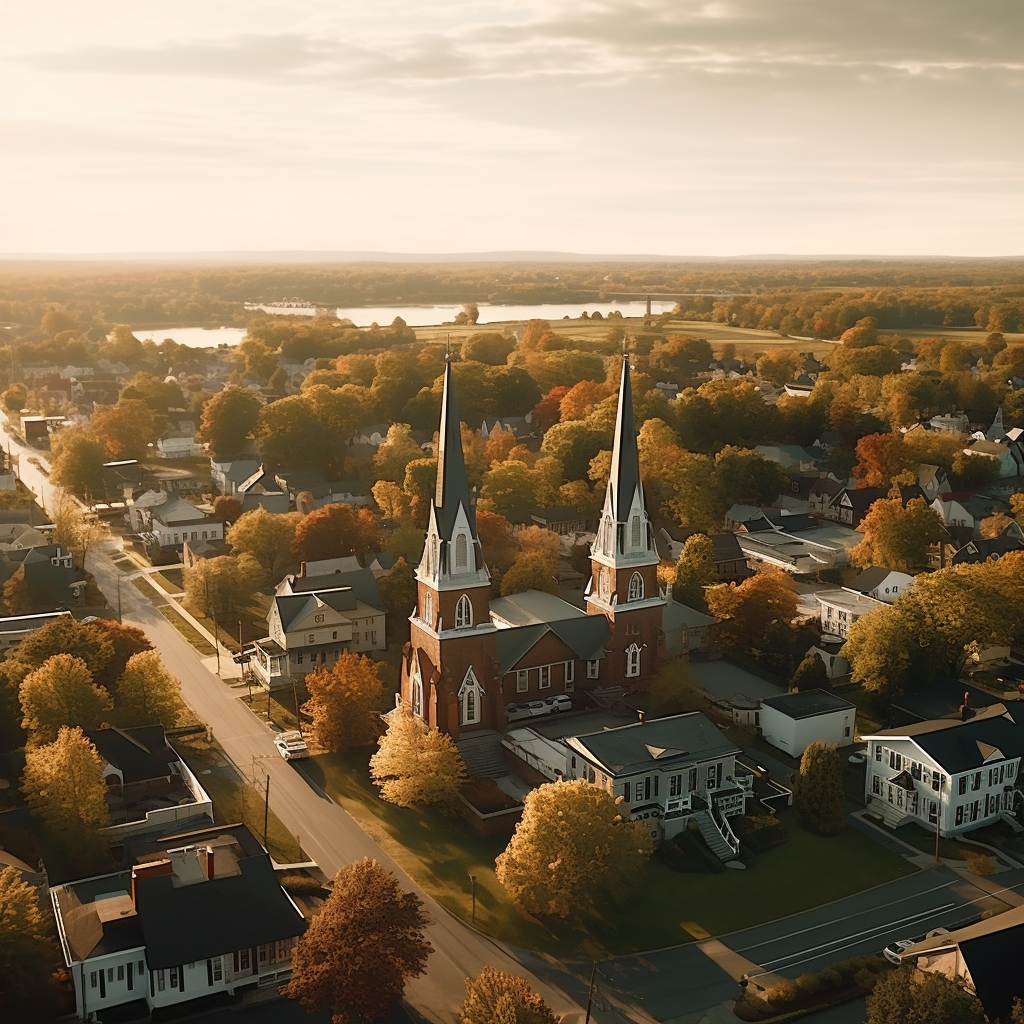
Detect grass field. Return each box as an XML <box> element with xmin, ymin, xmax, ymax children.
<box><xmin>302</xmin><ymin>751</ymin><xmax>917</xmax><ymax>956</ymax></box>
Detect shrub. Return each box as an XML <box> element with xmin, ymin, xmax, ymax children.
<box><xmin>733</xmin><ymin>814</ymin><xmax>789</xmax><ymax>853</ymax></box>
<box><xmin>280</xmin><ymin>874</ymin><xmax>325</xmax><ymax>896</ymax></box>
<box><xmin>854</xmin><ymin>967</ymin><xmax>884</xmax><ymax>991</ymax></box>
<box><xmin>964</xmin><ymin>850</ymin><xmax>996</xmax><ymax>875</ymax></box>
<box><xmin>765</xmin><ymin>979</ymin><xmax>800</xmax><ymax>1008</ymax></box>
<box><xmin>796</xmin><ymin>973</ymin><xmax>821</xmax><ymax>997</ymax></box>
<box><xmin>818</xmin><ymin>968</ymin><xmax>844</xmax><ymax>990</ymax></box>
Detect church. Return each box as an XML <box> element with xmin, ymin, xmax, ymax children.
<box><xmin>399</xmin><ymin>350</ymin><xmax>666</xmax><ymax>739</ymax></box>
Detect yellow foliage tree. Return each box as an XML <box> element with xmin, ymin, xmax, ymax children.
<box><xmin>302</xmin><ymin>651</ymin><xmax>384</xmax><ymax>753</ymax></box>
<box><xmin>459</xmin><ymin>967</ymin><xmax>562</xmax><ymax>1024</ymax></box>
<box><xmin>113</xmin><ymin>651</ymin><xmax>184</xmax><ymax>728</ymax></box>
<box><xmin>494</xmin><ymin>779</ymin><xmax>653</xmax><ymax>919</ymax></box>
<box><xmin>19</xmin><ymin>654</ymin><xmax>111</xmax><ymax>744</ymax></box>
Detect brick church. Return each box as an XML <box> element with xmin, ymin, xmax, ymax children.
<box><xmin>399</xmin><ymin>350</ymin><xmax>666</xmax><ymax>738</ymax></box>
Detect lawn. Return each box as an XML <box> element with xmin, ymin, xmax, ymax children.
<box><xmin>302</xmin><ymin>752</ymin><xmax>918</xmax><ymax>956</ymax></box>
<box><xmin>158</xmin><ymin>606</ymin><xmax>216</xmax><ymax>655</ymax></box>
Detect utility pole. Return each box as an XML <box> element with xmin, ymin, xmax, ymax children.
<box><xmin>584</xmin><ymin>961</ymin><xmax>598</xmax><ymax>1024</ymax></box>
<box><xmin>292</xmin><ymin>677</ymin><xmax>303</xmax><ymax>738</ymax></box>
<box><xmin>263</xmin><ymin>773</ymin><xmax>271</xmax><ymax>849</ymax></box>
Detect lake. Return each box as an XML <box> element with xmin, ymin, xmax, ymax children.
<box><xmin>136</xmin><ymin>299</ymin><xmax>677</xmax><ymax>347</ymax></box>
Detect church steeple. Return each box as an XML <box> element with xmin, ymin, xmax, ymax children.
<box><xmin>415</xmin><ymin>353</ymin><xmax>490</xmax><ymax>596</ymax></box>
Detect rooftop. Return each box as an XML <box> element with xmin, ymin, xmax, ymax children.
<box><xmin>761</xmin><ymin>689</ymin><xmax>856</xmax><ymax>720</ymax></box>
<box><xmin>490</xmin><ymin>589</ymin><xmax>586</xmax><ymax>627</ymax></box>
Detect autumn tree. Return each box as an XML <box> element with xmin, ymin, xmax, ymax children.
<box><xmin>212</xmin><ymin>495</ymin><xmax>243</xmax><ymax>524</ymax></box>
<box><xmin>531</xmin><ymin>386</ymin><xmax>572</xmax><ymax>432</ymax></box>
<box><xmin>302</xmin><ymin>652</ymin><xmax>385</xmax><ymax>753</ymax></box>
<box><xmin>853</xmin><ymin>432</ymin><xmax>915</xmax><ymax>488</ymax></box>
<box><xmin>183</xmin><ymin>554</ymin><xmax>265</xmax><ymax>620</ymax></box>
<box><xmin>459</xmin><ymin>967</ymin><xmax>561</xmax><ymax>1024</ymax></box>
<box><xmin>84</xmin><ymin>619</ymin><xmax>153</xmax><ymax>694</ymax></box>
<box><xmin>288</xmin><ymin>858</ymin><xmax>431</xmax><ymax>1024</ymax></box>
<box><xmin>199</xmin><ymin>385</ymin><xmax>263</xmax><ymax>457</ymax></box>
<box><xmin>90</xmin><ymin>399</ymin><xmax>160</xmax><ymax>461</ymax></box>
<box><xmin>50</xmin><ymin>490</ymin><xmax>103</xmax><ymax>567</ymax></box>
<box><xmin>462</xmin><ymin>331</ymin><xmax>515</xmax><ymax>366</ymax></box>
<box><xmin>371</xmin><ymin>480</ymin><xmax>411</xmax><ymax>523</ymax></box>
<box><xmin>22</xmin><ymin>727</ymin><xmax>110</xmax><ymax>871</ymax></box>
<box><xmin>373</xmin><ymin>424</ymin><xmax>426</xmax><ymax>483</ymax></box>
<box><xmin>19</xmin><ymin>654</ymin><xmax>112</xmax><ymax>744</ymax></box>
<box><xmin>706</xmin><ymin>569</ymin><xmax>798</xmax><ymax>653</ymax></box>
<box><xmin>292</xmin><ymin>504</ymin><xmax>380</xmax><ymax>564</ymax></box>
<box><xmin>226</xmin><ymin>507</ymin><xmax>300</xmax><ymax>579</ymax></box>
<box><xmin>790</xmin><ymin>655</ymin><xmax>829</xmax><ymax>692</ymax></box>
<box><xmin>500</xmin><ymin>553</ymin><xmax>558</xmax><ymax>597</ymax></box>
<box><xmin>495</xmin><ymin>779</ymin><xmax>652</xmax><ymax>919</ymax></box>
<box><xmin>0</xmin><ymin>866</ymin><xmax>54</xmax><ymax>1022</ymax></box>
<box><xmin>113</xmin><ymin>651</ymin><xmax>183</xmax><ymax>728</ymax></box>
<box><xmin>120</xmin><ymin>372</ymin><xmax>185</xmax><ymax>414</ymax></box>
<box><xmin>865</xmin><ymin>968</ymin><xmax>986</xmax><ymax>1024</ymax></box>
<box><xmin>755</xmin><ymin>349</ymin><xmax>802</xmax><ymax>386</ymax></box>
<box><xmin>795</xmin><ymin>742</ymin><xmax>845</xmax><ymax>835</ymax></box>
<box><xmin>49</xmin><ymin>428</ymin><xmax>106</xmax><ymax>497</ymax></box>
<box><xmin>559</xmin><ymin>380</ymin><xmax>611</xmax><ymax>422</ymax></box>
<box><xmin>369</xmin><ymin>704</ymin><xmax>467</xmax><ymax>809</ymax></box>
<box><xmin>475</xmin><ymin>510</ymin><xmax>520</xmax><ymax>576</ymax></box>
<box><xmin>672</xmin><ymin>534</ymin><xmax>717</xmax><ymax>611</ymax></box>
<box><xmin>14</xmin><ymin>614</ymin><xmax>114</xmax><ymax>680</ymax></box>
<box><xmin>851</xmin><ymin>494</ymin><xmax>945</xmax><ymax>571</ymax></box>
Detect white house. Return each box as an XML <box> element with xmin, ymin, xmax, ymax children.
<box><xmin>51</xmin><ymin>824</ymin><xmax>306</xmax><ymax>1021</ymax></box>
<box><xmin>144</xmin><ymin>496</ymin><xmax>223</xmax><ymax>549</ymax></box>
<box><xmin>861</xmin><ymin>703</ymin><xmax>1024</xmax><ymax>837</ymax></box>
<box><xmin>564</xmin><ymin>712</ymin><xmax>752</xmax><ymax>858</ymax></box>
<box><xmin>846</xmin><ymin>567</ymin><xmax>915</xmax><ymax>604</ymax></box>
<box><xmin>156</xmin><ymin>431</ymin><xmax>202</xmax><ymax>459</ymax></box>
<box><xmin>931</xmin><ymin>497</ymin><xmax>974</xmax><ymax>530</ymax></box>
<box><xmin>962</xmin><ymin>439</ymin><xmax>1018</xmax><ymax>478</ymax></box>
<box><xmin>918</xmin><ymin>464</ymin><xmax>952</xmax><ymax>502</ymax></box>
<box><xmin>815</xmin><ymin>588</ymin><xmax>886</xmax><ymax>638</ymax></box>
<box><xmin>930</xmin><ymin>411</ymin><xmax>971</xmax><ymax>433</ymax></box>
<box><xmin>758</xmin><ymin>689</ymin><xmax>857</xmax><ymax>757</ymax></box>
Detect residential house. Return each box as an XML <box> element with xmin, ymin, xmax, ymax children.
<box><xmin>527</xmin><ymin>506</ymin><xmax>591</xmax><ymax>536</ymax></box>
<box><xmin>846</xmin><ymin>567</ymin><xmax>914</xmax><ymax>604</ymax></box>
<box><xmin>663</xmin><ymin>599</ymin><xmax>717</xmax><ymax>656</ymax></box>
<box><xmin>20</xmin><ymin>414</ymin><xmax>66</xmax><ymax>447</ymax></box>
<box><xmin>51</xmin><ymin>824</ymin><xmax>306</xmax><ymax>1020</ymax></box>
<box><xmin>0</xmin><ymin>609</ymin><xmax>72</xmax><ymax>655</ymax></box>
<box><xmin>807</xmin><ymin>476</ymin><xmax>845</xmax><ymax>516</ymax></box>
<box><xmin>710</xmin><ymin>533</ymin><xmax>750</xmax><ymax>581</ymax></box>
<box><xmin>862</xmin><ymin>703</ymin><xmax>1024</xmax><ymax>836</ymax></box>
<box><xmin>804</xmin><ymin>637</ymin><xmax>850</xmax><ymax>680</ymax></box>
<box><xmin>0</xmin><ymin>522</ymin><xmax>49</xmax><ymax>551</ymax></box>
<box><xmin>953</xmin><ymin>535</ymin><xmax>1024</xmax><ymax>564</ymax></box>
<box><xmin>754</xmin><ymin>445</ymin><xmax>823</xmax><ymax>473</ymax></box>
<box><xmin>250</xmin><ymin>567</ymin><xmax>387</xmax><ymax>687</ymax></box>
<box><xmin>962</xmin><ymin>439</ymin><xmax>1018</xmax><ymax>478</ymax></box>
<box><xmin>815</xmin><ymin>588</ymin><xmax>885</xmax><ymax>639</ymax></box>
<box><xmin>156</xmin><ymin>430</ymin><xmax>202</xmax><ymax>459</ymax></box>
<box><xmin>182</xmin><ymin>537</ymin><xmax>230</xmax><ymax>568</ymax></box>
<box><xmin>103</xmin><ymin>460</ymin><xmax>144</xmax><ymax>500</ymax></box>
<box><xmin>88</xmin><ymin>726</ymin><xmax>213</xmax><ymax>840</ymax></box>
<box><xmin>918</xmin><ymin>464</ymin><xmax>952</xmax><ymax>502</ymax></box>
<box><xmin>824</xmin><ymin>484</ymin><xmax>925</xmax><ymax>529</ymax></box>
<box><xmin>734</xmin><ymin>514</ymin><xmax>857</xmax><ymax>574</ymax></box>
<box><xmin>758</xmin><ymin>689</ymin><xmax>857</xmax><ymax>757</ymax></box>
<box><xmin>143</xmin><ymin>497</ymin><xmax>223</xmax><ymax>551</ymax></box>
<box><xmin>210</xmin><ymin>458</ymin><xmax>260</xmax><ymax>497</ymax></box>
<box><xmin>930</xmin><ymin>411</ymin><xmax>971</xmax><ymax>433</ymax></box>
<box><xmin>931</xmin><ymin>496</ymin><xmax>974</xmax><ymax>531</ymax></box>
<box><xmin>564</xmin><ymin>712</ymin><xmax>752</xmax><ymax>856</ymax></box>
<box><xmin>236</xmin><ymin>467</ymin><xmax>290</xmax><ymax>514</ymax></box>
<box><xmin>898</xmin><ymin>905</ymin><xmax>1024</xmax><ymax>1023</ymax></box>
<box><xmin>17</xmin><ymin>543</ymin><xmax>76</xmax><ymax>606</ymax></box>
<box><xmin>480</xmin><ymin>414</ymin><xmax>532</xmax><ymax>439</ymax></box>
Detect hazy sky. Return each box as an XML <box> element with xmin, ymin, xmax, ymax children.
<box><xmin>2</xmin><ymin>1</ymin><xmax>1021</xmax><ymax>256</ymax></box>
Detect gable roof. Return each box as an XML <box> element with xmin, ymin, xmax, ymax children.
<box><xmin>87</xmin><ymin>727</ymin><xmax>176</xmax><ymax>784</ymax></box>
<box><xmin>284</xmin><ymin>567</ymin><xmax>385</xmax><ymax>611</ymax></box>
<box><xmin>489</xmin><ymin>589</ymin><xmax>586</xmax><ymax>627</ymax></box>
<box><xmin>494</xmin><ymin>615</ymin><xmax>608</xmax><ymax>674</ymax></box>
<box><xmin>710</xmin><ymin>533</ymin><xmax>744</xmax><ymax>561</ymax></box>
<box><xmin>848</xmin><ymin>567</ymin><xmax>900</xmax><ymax>593</ymax></box>
<box><xmin>568</xmin><ymin>712</ymin><xmax>739</xmax><ymax>776</ymax></box>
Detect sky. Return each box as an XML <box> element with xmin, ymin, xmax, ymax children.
<box><xmin>1</xmin><ymin>0</ymin><xmax>1022</xmax><ymax>257</ymax></box>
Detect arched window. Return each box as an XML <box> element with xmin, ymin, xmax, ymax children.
<box><xmin>600</xmin><ymin>569</ymin><xmax>611</xmax><ymax>597</ymax></box>
<box><xmin>423</xmin><ymin>592</ymin><xmax>433</xmax><ymax>628</ymax></box>
<box><xmin>460</xmin><ymin>668</ymin><xmax>482</xmax><ymax>726</ymax></box>
<box><xmin>628</xmin><ymin>571</ymin><xmax>644</xmax><ymax>602</ymax></box>
<box><xmin>466</xmin><ymin>690</ymin><xmax>476</xmax><ymax>721</ymax></box>
<box><xmin>412</xmin><ymin>677</ymin><xmax>423</xmax><ymax>717</ymax></box>
<box><xmin>455</xmin><ymin>594</ymin><xmax>473</xmax><ymax>628</ymax></box>
<box><xmin>626</xmin><ymin>643</ymin><xmax>641</xmax><ymax>678</ymax></box>
<box><xmin>455</xmin><ymin>533</ymin><xmax>468</xmax><ymax>569</ymax></box>
<box><xmin>631</xmin><ymin>515</ymin><xmax>641</xmax><ymax>548</ymax></box>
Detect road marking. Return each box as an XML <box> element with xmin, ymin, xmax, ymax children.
<box><xmin>681</xmin><ymin>921</ymin><xmax>710</xmax><ymax>939</ymax></box>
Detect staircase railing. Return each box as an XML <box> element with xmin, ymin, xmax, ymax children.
<box><xmin>709</xmin><ymin>801</ymin><xmax>740</xmax><ymax>857</ymax></box>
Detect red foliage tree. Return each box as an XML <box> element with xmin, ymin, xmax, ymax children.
<box><xmin>292</xmin><ymin>505</ymin><xmax>381</xmax><ymax>564</ymax></box>
<box><xmin>531</xmin><ymin>386</ymin><xmax>571</xmax><ymax>432</ymax></box>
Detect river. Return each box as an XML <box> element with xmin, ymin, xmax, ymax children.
<box><xmin>134</xmin><ymin>299</ymin><xmax>676</xmax><ymax>347</ymax></box>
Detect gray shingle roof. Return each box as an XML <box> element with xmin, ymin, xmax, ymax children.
<box><xmin>87</xmin><ymin>727</ymin><xmax>176</xmax><ymax>784</ymax></box>
<box><xmin>568</xmin><ymin>712</ymin><xmax>739</xmax><ymax>775</ymax></box>
<box><xmin>494</xmin><ymin>615</ymin><xmax>608</xmax><ymax>674</ymax></box>
<box><xmin>761</xmin><ymin>689</ymin><xmax>855</xmax><ymax>720</ymax></box>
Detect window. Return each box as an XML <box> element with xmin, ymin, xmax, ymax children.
<box><xmin>875</xmin><ymin>745</ymin><xmax>882</xmax><ymax>762</ymax></box>
<box><xmin>90</xmin><ymin>972</ymin><xmax>97</xmax><ymax>989</ymax></box>
<box><xmin>631</xmin><ymin>516</ymin><xmax>641</xmax><ymax>548</ymax></box>
<box><xmin>411</xmin><ymin>676</ymin><xmax>423</xmax><ymax>717</ymax></box>
<box><xmin>117</xmin><ymin>965</ymin><xmax>124</xmax><ymax>981</ymax></box>
<box><xmin>625</xmin><ymin>643</ymin><xmax>641</xmax><ymax>678</ymax></box>
<box><xmin>688</xmin><ymin>767</ymin><xmax>697</xmax><ymax>791</ymax></box>
<box><xmin>872</xmin><ymin>776</ymin><xmax>881</xmax><ymax>795</ymax></box>
<box><xmin>156</xmin><ymin>970</ymin><xmax>166</xmax><ymax>992</ymax></box>
<box><xmin>932</xmin><ymin>773</ymin><xmax>943</xmax><ymax>791</ymax></box>
<box><xmin>297</xmin><ymin>652</ymin><xmax>303</xmax><ymax>665</ymax></box>
<box><xmin>370</xmin><ymin>631</ymin><xmax>377</xmax><ymax>644</ymax></box>
<box><xmin>643</xmin><ymin>777</ymin><xmax>651</xmax><ymax>800</ymax></box>
<box><xmin>565</xmin><ymin>661</ymin><xmax>574</xmax><ymax>683</ymax></box>
<box><xmin>138</xmin><ymin>961</ymin><xmax>144</xmax><ymax>976</ymax></box>
<box><xmin>971</xmin><ymin>772</ymin><xmax>982</xmax><ymax>791</ymax></box>
<box><xmin>332</xmin><ymin>630</ymin><xmax>338</xmax><ymax>640</ymax></box>
<box><xmin>627</xmin><ymin>572</ymin><xmax>644</xmax><ymax>602</ymax></box>
<box><xmin>844</xmin><ymin>726</ymin><xmax>851</xmax><ymax>738</ymax></box>
<box><xmin>516</xmin><ymin>670</ymin><xmax>529</xmax><ymax>693</ymax></box>
<box><xmin>455</xmin><ymin>533</ymin><xmax>468</xmax><ymax>569</ymax></box>
<box><xmin>626</xmin><ymin>622</ymin><xmax>640</xmax><ymax>636</ymax></box>
<box><xmin>670</xmin><ymin>774</ymin><xmax>682</xmax><ymax>797</ymax></box>
<box><xmin>929</xmin><ymin>801</ymin><xmax>938</xmax><ymax>824</ymax></box>
<box><xmin>955</xmin><ymin>804</ymin><xmax>964</xmax><ymax>826</ymax></box>
<box><xmin>587</xmin><ymin>660</ymin><xmax>600</xmax><ymax>679</ymax></box>
<box><xmin>539</xmin><ymin>666</ymin><xmax>551</xmax><ymax>689</ymax></box>
<box><xmin>958</xmin><ymin>776</ymin><xmax>968</xmax><ymax>795</ymax></box>
<box><xmin>308</xmin><ymin>633</ymin><xmax>315</xmax><ymax>644</ymax></box>
<box><xmin>108</xmin><ymin>968</ymin><xmax>114</xmax><ymax>983</ymax></box>
<box><xmin>455</xmin><ymin>595</ymin><xmax>473</xmax><ymax>628</ymax></box>
<box><xmin>889</xmin><ymin>750</ymin><xmax>902</xmax><ymax>770</ymax></box>
<box><xmin>707</xmin><ymin>766</ymin><xmax>716</xmax><ymax>788</ymax></box>
<box><xmin>202</xmin><ymin>530</ymin><xmax>208</xmax><ymax>540</ymax></box>
<box><xmin>466</xmin><ymin>690</ymin><xmax>476</xmax><ymax>721</ymax></box>
<box><xmin>170</xmin><ymin>967</ymin><xmax>179</xmax><ymax>989</ymax></box>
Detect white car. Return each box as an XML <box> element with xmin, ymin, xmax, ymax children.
<box><xmin>274</xmin><ymin>731</ymin><xmax>309</xmax><ymax>761</ymax></box>
<box><xmin>882</xmin><ymin>939</ymin><xmax>916</xmax><ymax>964</ymax></box>
<box><xmin>505</xmin><ymin>695</ymin><xmax>572</xmax><ymax>722</ymax></box>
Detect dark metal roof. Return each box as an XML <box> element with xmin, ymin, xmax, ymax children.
<box><xmin>959</xmin><ymin>924</ymin><xmax>1024</xmax><ymax>1021</ymax></box>
<box><xmin>433</xmin><ymin>357</ymin><xmax>476</xmax><ymax>541</ymax></box>
<box><xmin>87</xmin><ymin>727</ymin><xmax>176</xmax><ymax>785</ymax></box>
<box><xmin>607</xmin><ymin>354</ymin><xmax>643</xmax><ymax>522</ymax></box>
<box><xmin>761</xmin><ymin>689</ymin><xmax>856</xmax><ymax>720</ymax></box>
<box><xmin>847</xmin><ymin>566</ymin><xmax>897</xmax><ymax>593</ymax></box>
<box><xmin>494</xmin><ymin>615</ymin><xmax>608</xmax><ymax>674</ymax></box>
<box><xmin>285</xmin><ymin>567</ymin><xmax>385</xmax><ymax>611</ymax></box>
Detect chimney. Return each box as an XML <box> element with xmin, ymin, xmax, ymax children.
<box><xmin>205</xmin><ymin>846</ymin><xmax>215</xmax><ymax>880</ymax></box>
<box><xmin>638</xmin><ymin>710</ymin><xmax>645</xmax><ymax>724</ymax></box>
<box><xmin>131</xmin><ymin>859</ymin><xmax>173</xmax><ymax>908</ymax></box>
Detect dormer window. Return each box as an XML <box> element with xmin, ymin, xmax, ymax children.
<box><xmin>455</xmin><ymin>533</ymin><xmax>468</xmax><ymax>569</ymax></box>
<box><xmin>628</xmin><ymin>571</ymin><xmax>644</xmax><ymax>602</ymax></box>
<box><xmin>455</xmin><ymin>594</ymin><xmax>473</xmax><ymax>628</ymax></box>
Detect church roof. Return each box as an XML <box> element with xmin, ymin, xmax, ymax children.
<box><xmin>606</xmin><ymin>353</ymin><xmax>643</xmax><ymax>522</ymax></box>
<box><xmin>433</xmin><ymin>357</ymin><xmax>476</xmax><ymax>541</ymax></box>
<box><xmin>494</xmin><ymin>615</ymin><xmax>608</xmax><ymax>674</ymax></box>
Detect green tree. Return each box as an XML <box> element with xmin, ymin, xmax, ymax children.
<box><xmin>19</xmin><ymin>654</ymin><xmax>112</xmax><ymax>745</ymax></box>
<box><xmin>865</xmin><ymin>968</ymin><xmax>986</xmax><ymax>1024</ymax></box>
<box><xmin>495</xmin><ymin>779</ymin><xmax>653</xmax><ymax>919</ymax></box>
<box><xmin>0</xmin><ymin>865</ymin><xmax>54</xmax><ymax>1023</ymax></box>
<box><xmin>183</xmin><ymin>554</ymin><xmax>265</xmax><ymax>620</ymax></box>
<box><xmin>199</xmin><ymin>385</ymin><xmax>263</xmax><ymax>457</ymax></box>
<box><xmin>795</xmin><ymin>742</ymin><xmax>845</xmax><ymax>835</ymax></box>
<box><xmin>851</xmin><ymin>494</ymin><xmax>945</xmax><ymax>571</ymax></box>
<box><xmin>377</xmin><ymin>558</ymin><xmax>417</xmax><ymax>624</ymax></box>
<box><xmin>714</xmin><ymin>447</ymin><xmax>788</xmax><ymax>508</ymax></box>
<box><xmin>790</xmin><ymin>655</ymin><xmax>829</xmax><ymax>692</ymax></box>
<box><xmin>226</xmin><ymin>507</ymin><xmax>300</xmax><ymax>579</ymax></box>
<box><xmin>49</xmin><ymin>428</ymin><xmax>106</xmax><ymax>497</ymax></box>
<box><xmin>119</xmin><ymin>371</ymin><xmax>185</xmax><ymax>414</ymax></box>
<box><xmin>372</xmin><ymin>424</ymin><xmax>425</xmax><ymax>484</ymax></box>
<box><xmin>303</xmin><ymin>652</ymin><xmax>384</xmax><ymax>753</ymax></box>
<box><xmin>462</xmin><ymin>332</ymin><xmax>515</xmax><ymax>366</ymax></box>
<box><xmin>672</xmin><ymin>534</ymin><xmax>717</xmax><ymax>611</ymax></box>
<box><xmin>500</xmin><ymin>553</ymin><xmax>558</xmax><ymax>597</ymax></box>
<box><xmin>540</xmin><ymin>420</ymin><xmax>609</xmax><ymax>483</ymax></box>
<box><xmin>459</xmin><ymin>967</ymin><xmax>561</xmax><ymax>1024</ymax></box>
<box><xmin>288</xmin><ymin>858</ymin><xmax>431</xmax><ymax>1024</ymax></box>
<box><xmin>370</xmin><ymin>704</ymin><xmax>467</xmax><ymax>809</ymax></box>
<box><xmin>112</xmin><ymin>651</ymin><xmax>183</xmax><ymax>727</ymax></box>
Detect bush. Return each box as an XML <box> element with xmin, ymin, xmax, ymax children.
<box><xmin>818</xmin><ymin>968</ymin><xmax>844</xmax><ymax>990</ymax></box>
<box><xmin>796</xmin><ymin>973</ymin><xmax>821</xmax><ymax>997</ymax></box>
<box><xmin>963</xmin><ymin>850</ymin><xmax>995</xmax><ymax>875</ymax></box>
<box><xmin>657</xmin><ymin>826</ymin><xmax>728</xmax><ymax>873</ymax></box>
<box><xmin>733</xmin><ymin>814</ymin><xmax>789</xmax><ymax>854</ymax></box>
<box><xmin>766</xmin><ymin>979</ymin><xmax>800</xmax><ymax>1008</ymax></box>
<box><xmin>854</xmin><ymin>967</ymin><xmax>883</xmax><ymax>991</ymax></box>
<box><xmin>280</xmin><ymin>874</ymin><xmax>325</xmax><ymax>896</ymax></box>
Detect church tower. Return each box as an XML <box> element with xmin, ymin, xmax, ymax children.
<box><xmin>585</xmin><ymin>349</ymin><xmax>665</xmax><ymax>683</ymax></box>
<box><xmin>400</xmin><ymin>355</ymin><xmax>499</xmax><ymax>737</ymax></box>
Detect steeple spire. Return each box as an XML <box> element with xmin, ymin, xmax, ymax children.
<box><xmin>607</xmin><ymin>347</ymin><xmax>643</xmax><ymax>523</ymax></box>
<box><xmin>434</xmin><ymin>353</ymin><xmax>476</xmax><ymax>540</ymax></box>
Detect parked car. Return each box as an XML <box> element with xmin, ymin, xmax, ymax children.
<box><xmin>883</xmin><ymin>928</ymin><xmax>949</xmax><ymax>964</ymax></box>
<box><xmin>543</xmin><ymin>694</ymin><xmax>572</xmax><ymax>713</ymax></box>
<box><xmin>274</xmin><ymin>731</ymin><xmax>309</xmax><ymax>761</ymax></box>
<box><xmin>504</xmin><ymin>695</ymin><xmax>572</xmax><ymax>722</ymax></box>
